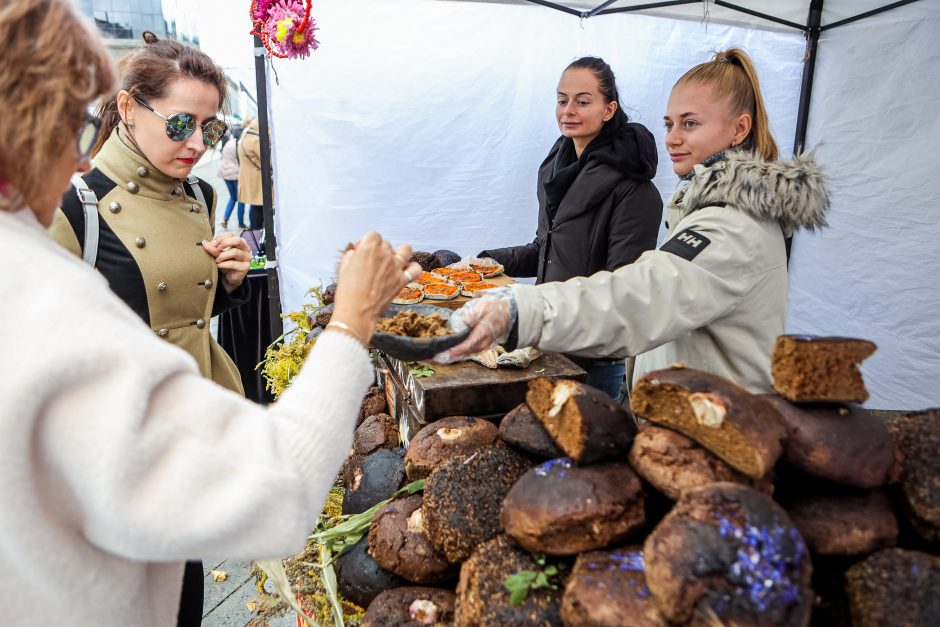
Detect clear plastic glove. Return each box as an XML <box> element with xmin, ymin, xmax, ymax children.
<box><xmin>434</xmin><ymin>287</ymin><xmax>516</xmax><ymax>364</ymax></box>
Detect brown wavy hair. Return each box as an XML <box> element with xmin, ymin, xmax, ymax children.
<box><xmin>676</xmin><ymin>47</ymin><xmax>779</xmax><ymax>162</ymax></box>
<box><xmin>0</xmin><ymin>0</ymin><xmax>115</xmax><ymax>210</ymax></box>
<box><xmin>92</xmin><ymin>31</ymin><xmax>228</xmax><ymax>157</ymax></box>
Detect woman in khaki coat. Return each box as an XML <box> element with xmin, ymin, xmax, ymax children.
<box><xmin>238</xmin><ymin>117</ymin><xmax>264</xmax><ymax>229</ymax></box>
<box><xmin>50</xmin><ymin>32</ymin><xmax>251</xmax><ymax>400</ymax></box>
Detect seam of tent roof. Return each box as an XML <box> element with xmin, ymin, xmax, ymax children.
<box><xmin>514</xmin><ymin>0</ymin><xmax>924</xmax><ymax>32</ymax></box>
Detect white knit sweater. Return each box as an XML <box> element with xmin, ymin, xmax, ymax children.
<box><xmin>0</xmin><ymin>208</ymin><xmax>373</xmax><ymax>625</ymax></box>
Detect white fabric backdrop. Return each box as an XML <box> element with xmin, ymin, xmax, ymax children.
<box><xmin>269</xmin><ymin>0</ymin><xmax>803</xmax><ymax>314</ymax></box>
<box><xmin>266</xmin><ymin>0</ymin><xmax>938</xmax><ymax>409</ymax></box>
<box><xmin>787</xmin><ymin>0</ymin><xmax>940</xmax><ymax>409</ymax></box>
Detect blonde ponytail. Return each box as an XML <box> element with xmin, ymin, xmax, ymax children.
<box><xmin>676</xmin><ymin>47</ymin><xmax>779</xmax><ymax>162</ymax></box>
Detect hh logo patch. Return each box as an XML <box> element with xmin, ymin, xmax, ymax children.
<box><xmin>660</xmin><ymin>229</ymin><xmax>711</xmax><ymax>261</ymax></box>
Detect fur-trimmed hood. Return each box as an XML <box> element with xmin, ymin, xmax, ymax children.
<box><xmin>675</xmin><ymin>150</ymin><xmax>830</xmax><ymax>232</ymax></box>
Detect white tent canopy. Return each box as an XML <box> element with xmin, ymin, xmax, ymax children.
<box><xmin>253</xmin><ymin>0</ymin><xmax>938</xmax><ymax>409</ymax></box>
<box><xmin>450</xmin><ymin>0</ymin><xmax>917</xmax><ymax>30</ymax></box>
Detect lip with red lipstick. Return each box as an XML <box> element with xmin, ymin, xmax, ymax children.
<box><xmin>176</xmin><ymin>157</ymin><xmax>196</xmax><ymax>165</ymax></box>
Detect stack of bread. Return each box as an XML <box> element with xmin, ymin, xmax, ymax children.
<box><xmin>341</xmin><ymin>335</ymin><xmax>938</xmax><ymax>627</ymax></box>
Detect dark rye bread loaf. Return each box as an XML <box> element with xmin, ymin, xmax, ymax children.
<box><xmin>779</xmin><ymin>489</ymin><xmax>898</xmax><ymax>556</ymax></box>
<box><xmin>422</xmin><ymin>445</ymin><xmax>531</xmax><ymax>563</ymax></box>
<box><xmin>359</xmin><ymin>385</ymin><xmax>389</xmax><ymax>427</ymax></box>
<box><xmin>345</xmin><ymin>413</ymin><xmax>399</xmax><ymax>488</ymax></box>
<box><xmin>844</xmin><ymin>548</ymin><xmax>940</xmax><ymax>627</ymax></box>
<box><xmin>885</xmin><ymin>409</ymin><xmax>940</xmax><ymax>546</ymax></box>
<box><xmin>498</xmin><ymin>403</ymin><xmax>565</xmax><ymax>459</ymax></box>
<box><xmin>335</xmin><ymin>536</ymin><xmax>410</xmax><ymax>609</ymax></box>
<box><xmin>630</xmin><ymin>367</ymin><xmax>787</xmax><ymax>479</ymax></box>
<box><xmin>456</xmin><ymin>535</ymin><xmax>564</xmax><ymax>626</ymax></box>
<box><xmin>526</xmin><ymin>378</ymin><xmax>636</xmax><ymax>464</ymax></box>
<box><xmin>361</xmin><ymin>587</ymin><xmax>456</xmax><ymax>627</ymax></box>
<box><xmin>762</xmin><ymin>396</ymin><xmax>897</xmax><ymax>488</ymax></box>
<box><xmin>404</xmin><ymin>416</ymin><xmax>499</xmax><ymax>481</ymax></box>
<box><xmin>771</xmin><ymin>335</ymin><xmax>876</xmax><ymax>403</ymax></box>
<box><xmin>628</xmin><ymin>424</ymin><xmax>773</xmax><ymax>500</ymax></box>
<box><xmin>643</xmin><ymin>483</ymin><xmax>812</xmax><ymax>627</ymax></box>
<box><xmin>561</xmin><ymin>547</ymin><xmax>668</xmax><ymax>627</ymax></box>
<box><xmin>368</xmin><ymin>493</ymin><xmax>456</xmax><ymax>584</ymax></box>
<box><xmin>343</xmin><ymin>448</ymin><xmax>406</xmax><ymax>515</ymax></box>
<box><xmin>501</xmin><ymin>458</ymin><xmax>646</xmax><ymax>556</ymax></box>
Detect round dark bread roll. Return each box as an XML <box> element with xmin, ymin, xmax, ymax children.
<box><xmin>779</xmin><ymin>488</ymin><xmax>897</xmax><ymax>556</ymax></box>
<box><xmin>361</xmin><ymin>586</ymin><xmax>456</xmax><ymax>627</ymax></box>
<box><xmin>628</xmin><ymin>424</ymin><xmax>773</xmax><ymax>500</ymax></box>
<box><xmin>335</xmin><ymin>536</ymin><xmax>410</xmax><ymax>610</ymax></box>
<box><xmin>456</xmin><ymin>535</ymin><xmax>564</xmax><ymax>626</ymax></box>
<box><xmin>345</xmin><ymin>413</ymin><xmax>399</xmax><ymax>488</ymax></box>
<box><xmin>630</xmin><ymin>367</ymin><xmax>787</xmax><ymax>479</ymax></box>
<box><xmin>411</xmin><ymin>251</ymin><xmax>436</xmax><ymax>272</ymax></box>
<box><xmin>885</xmin><ymin>409</ymin><xmax>940</xmax><ymax>545</ymax></box>
<box><xmin>322</xmin><ymin>282</ymin><xmax>337</xmax><ymax>305</ymax></box>
<box><xmin>643</xmin><ymin>483</ymin><xmax>812</xmax><ymax>626</ymax></box>
<box><xmin>500</xmin><ymin>458</ymin><xmax>645</xmax><ymax>556</ymax></box>
<box><xmin>498</xmin><ymin>403</ymin><xmax>564</xmax><ymax>459</ymax></box>
<box><xmin>423</xmin><ymin>444</ymin><xmax>531</xmax><ymax>564</ymax></box>
<box><xmin>343</xmin><ymin>448</ymin><xmax>406</xmax><ymax>516</ymax></box>
<box><xmin>368</xmin><ymin>493</ymin><xmax>456</xmax><ymax>584</ymax></box>
<box><xmin>405</xmin><ymin>416</ymin><xmax>499</xmax><ymax>481</ymax></box>
<box><xmin>359</xmin><ymin>385</ymin><xmax>389</xmax><ymax>428</ymax></box>
<box><xmin>844</xmin><ymin>548</ymin><xmax>940</xmax><ymax>627</ymax></box>
<box><xmin>561</xmin><ymin>546</ymin><xmax>668</xmax><ymax>627</ymax></box>
<box><xmin>526</xmin><ymin>377</ymin><xmax>636</xmax><ymax>464</ymax></box>
<box><xmin>762</xmin><ymin>396</ymin><xmax>897</xmax><ymax>488</ymax></box>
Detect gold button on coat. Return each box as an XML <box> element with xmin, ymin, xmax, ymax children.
<box><xmin>135</xmin><ymin>237</ymin><xmax>146</xmax><ymax>248</ymax></box>
<box><xmin>172</xmin><ymin>187</ymin><xmax>182</xmax><ymax>196</ymax></box>
<box><xmin>127</xmin><ymin>181</ymin><xmax>139</xmax><ymax>194</ymax></box>
<box><xmin>191</xmin><ymin>203</ymin><xmax>201</xmax><ymax>213</ymax></box>
<box><xmin>137</xmin><ymin>166</ymin><xmax>149</xmax><ymax>177</ymax></box>
<box><xmin>108</xmin><ymin>201</ymin><xmax>121</xmax><ymax>213</ymax></box>
<box><xmin>195</xmin><ymin>319</ymin><xmax>206</xmax><ymax>329</ymax></box>
<box><xmin>203</xmin><ymin>279</ymin><xmax>213</xmax><ymax>289</ymax></box>
<box><xmin>158</xmin><ymin>328</ymin><xmax>169</xmax><ymax>337</ymax></box>
<box><xmin>157</xmin><ymin>281</ymin><xmax>167</xmax><ymax>291</ymax></box>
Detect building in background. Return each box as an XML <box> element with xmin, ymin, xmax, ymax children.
<box><xmin>76</xmin><ymin>0</ymin><xmax>253</xmax><ymax>126</ymax></box>
<box><xmin>75</xmin><ymin>0</ymin><xmax>198</xmax><ymax>48</ymax></box>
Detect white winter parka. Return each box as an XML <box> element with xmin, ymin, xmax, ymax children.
<box><xmin>512</xmin><ymin>150</ymin><xmax>830</xmax><ymax>393</ymax></box>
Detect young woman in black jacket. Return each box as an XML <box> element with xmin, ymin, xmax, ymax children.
<box><xmin>479</xmin><ymin>56</ymin><xmax>663</xmax><ymax>398</ymax></box>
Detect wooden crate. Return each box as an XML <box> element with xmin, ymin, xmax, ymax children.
<box><xmin>378</xmin><ymin>351</ymin><xmax>585</xmax><ymax>444</ymax></box>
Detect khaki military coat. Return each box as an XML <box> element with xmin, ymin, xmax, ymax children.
<box><xmin>237</xmin><ymin>120</ymin><xmax>263</xmax><ymax>205</ymax></box>
<box><xmin>49</xmin><ymin>129</ymin><xmax>247</xmax><ymax>394</ymax></box>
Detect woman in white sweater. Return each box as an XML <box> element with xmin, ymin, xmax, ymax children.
<box><xmin>0</xmin><ymin>2</ymin><xmax>421</xmax><ymax>625</ymax></box>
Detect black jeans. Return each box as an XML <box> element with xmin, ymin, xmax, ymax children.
<box><xmin>249</xmin><ymin>204</ymin><xmax>264</xmax><ymax>230</ymax></box>
<box><xmin>176</xmin><ymin>560</ymin><xmax>204</xmax><ymax>626</ymax></box>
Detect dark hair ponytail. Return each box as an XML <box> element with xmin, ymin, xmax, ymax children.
<box><xmin>564</xmin><ymin>56</ymin><xmax>630</xmax><ymax>129</ymax></box>
<box><xmin>92</xmin><ymin>31</ymin><xmax>227</xmax><ymax>157</ymax></box>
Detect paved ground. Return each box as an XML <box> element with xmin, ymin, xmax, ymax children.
<box><xmin>195</xmin><ymin>151</ymin><xmax>293</xmax><ymax>627</ymax></box>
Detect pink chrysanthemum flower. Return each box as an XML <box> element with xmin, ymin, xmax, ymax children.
<box><xmin>263</xmin><ymin>0</ymin><xmax>319</xmax><ymax>59</ymax></box>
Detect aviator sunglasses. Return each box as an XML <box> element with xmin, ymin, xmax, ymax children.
<box><xmin>133</xmin><ymin>95</ymin><xmax>228</xmax><ymax>147</ymax></box>
<box><xmin>76</xmin><ymin>114</ymin><xmax>102</xmax><ymax>159</ymax></box>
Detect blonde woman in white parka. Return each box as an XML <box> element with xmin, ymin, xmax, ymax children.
<box><xmin>438</xmin><ymin>48</ymin><xmax>830</xmax><ymax>394</ymax></box>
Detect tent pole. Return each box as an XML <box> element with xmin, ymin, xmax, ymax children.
<box><xmin>522</xmin><ymin>0</ymin><xmax>582</xmax><ymax>17</ymax></box>
<box><xmin>786</xmin><ymin>0</ymin><xmax>823</xmax><ymax>263</ymax></box>
<box><xmin>596</xmin><ymin>1</ymin><xmax>700</xmax><ymax>17</ymax></box>
<box><xmin>793</xmin><ymin>0</ymin><xmax>823</xmax><ymax>156</ymax></box>
<box><xmin>253</xmin><ymin>36</ymin><xmax>284</xmax><ymax>340</ymax></box>
<box><xmin>821</xmin><ymin>0</ymin><xmax>921</xmax><ymax>31</ymax></box>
